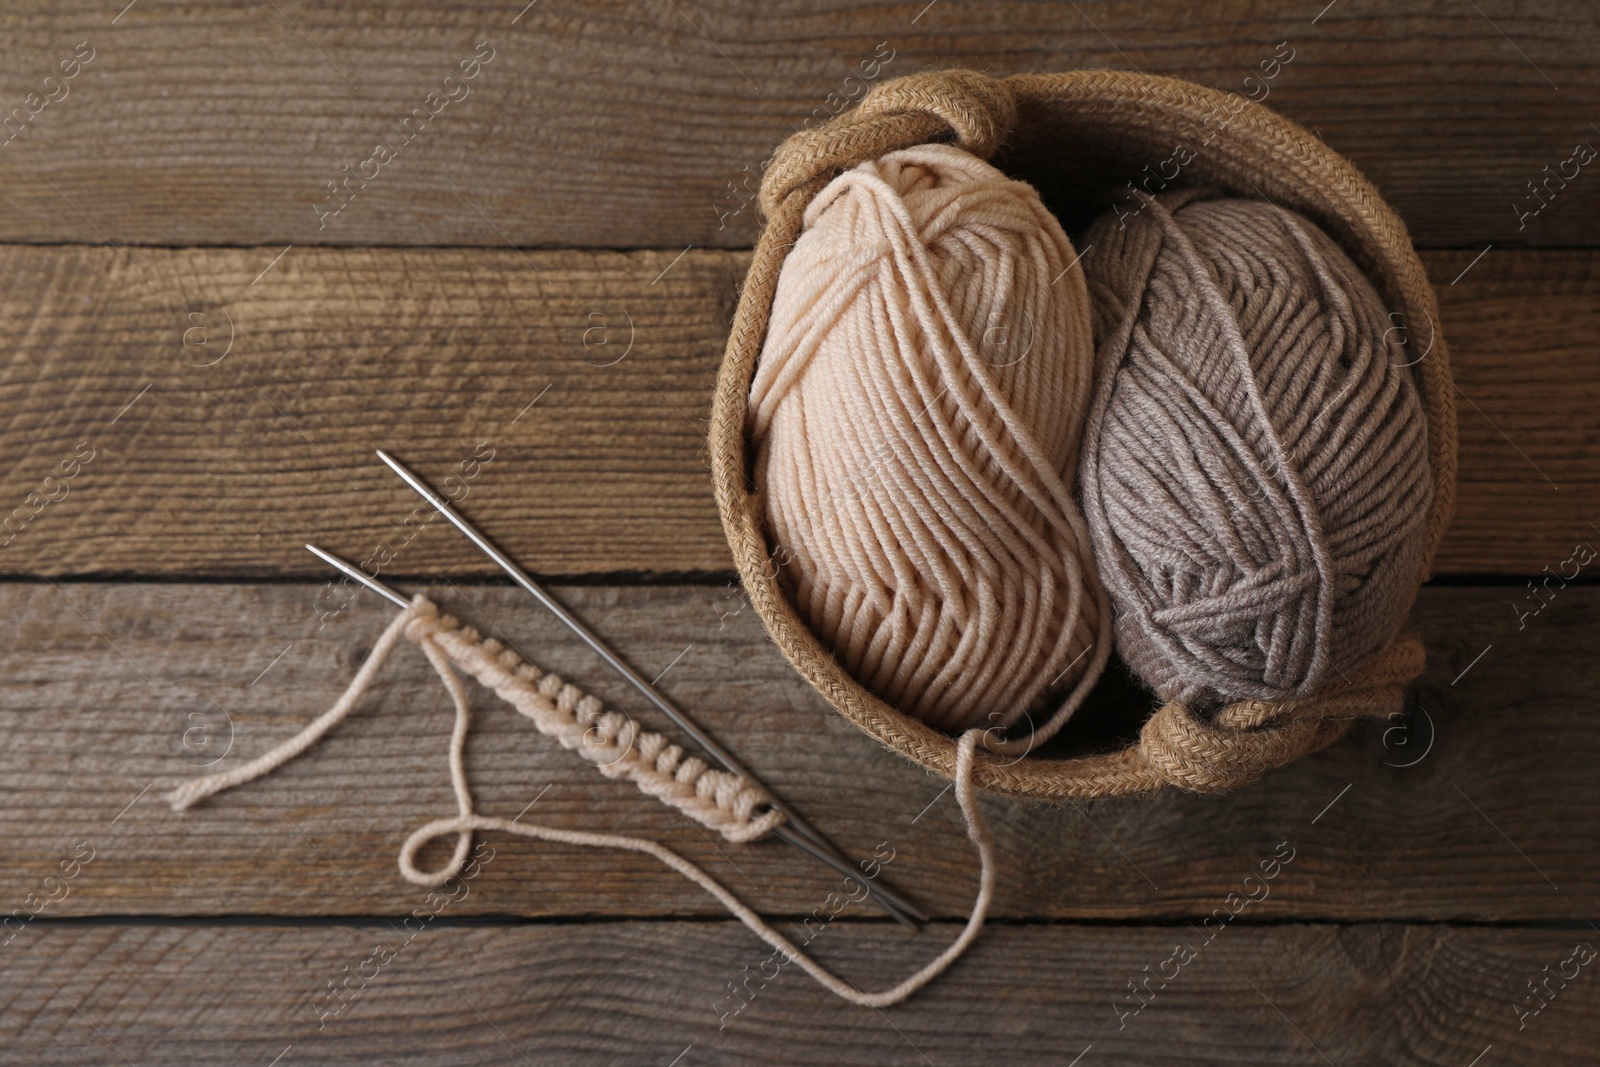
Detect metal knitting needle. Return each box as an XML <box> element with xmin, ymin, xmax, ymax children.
<box><xmin>306</xmin><ymin>543</ymin><xmax>412</xmax><ymax>609</ymax></box>
<box><xmin>371</xmin><ymin>451</ymin><xmax>927</xmax><ymax>928</ymax></box>
<box><xmin>369</xmin><ymin>452</ymin><xmax>930</xmax><ymax>927</ymax></box>
<box><xmin>306</xmin><ymin>542</ymin><xmax>925</xmax><ymax>930</ymax></box>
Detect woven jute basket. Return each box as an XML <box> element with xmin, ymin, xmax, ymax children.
<box><xmin>710</xmin><ymin>69</ymin><xmax>1458</xmax><ymax>799</ymax></box>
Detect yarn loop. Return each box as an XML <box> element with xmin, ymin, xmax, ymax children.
<box><xmin>1136</xmin><ymin>631</ymin><xmax>1424</xmax><ymax>793</ymax></box>
<box><xmin>759</xmin><ymin>69</ymin><xmax>1016</xmax><ymax>219</ymax></box>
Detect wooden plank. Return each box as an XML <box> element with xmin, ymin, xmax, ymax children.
<box><xmin>0</xmin><ymin>922</ymin><xmax>1588</xmax><ymax>1065</ymax></box>
<box><xmin>1</xmin><ymin>581</ymin><xmax>1593</xmax><ymax>920</ymax></box>
<box><xmin>0</xmin><ymin>1</ymin><xmax>1595</xmax><ymax>248</ymax></box>
<box><xmin>1427</xmin><ymin>249</ymin><xmax>1600</xmax><ymax>574</ymax></box>
<box><xmin>0</xmin><ymin>244</ymin><xmax>740</xmax><ymax>579</ymax></box>
<box><xmin>0</xmin><ymin>245</ymin><xmax>1590</xmax><ymax>578</ymax></box>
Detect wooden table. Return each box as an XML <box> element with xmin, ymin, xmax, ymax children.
<box><xmin>1</xmin><ymin>2</ymin><xmax>1595</xmax><ymax>1063</ymax></box>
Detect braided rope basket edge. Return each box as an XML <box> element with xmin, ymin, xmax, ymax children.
<box><xmin>709</xmin><ymin>68</ymin><xmax>1458</xmax><ymax>800</ymax></box>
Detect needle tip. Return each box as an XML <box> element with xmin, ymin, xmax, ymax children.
<box><xmin>301</xmin><ymin>542</ymin><xmax>412</xmax><ymax>609</ymax></box>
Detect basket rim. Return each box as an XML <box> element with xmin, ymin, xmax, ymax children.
<box><xmin>709</xmin><ymin>68</ymin><xmax>1457</xmax><ymax>800</ymax></box>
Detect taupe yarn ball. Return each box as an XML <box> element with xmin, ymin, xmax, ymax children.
<box><xmin>1078</xmin><ymin>187</ymin><xmax>1433</xmax><ymax>710</ymax></box>
<box><xmin>749</xmin><ymin>143</ymin><xmax>1110</xmax><ymax>753</ymax></box>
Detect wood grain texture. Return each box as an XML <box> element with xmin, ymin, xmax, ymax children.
<box><xmin>0</xmin><ymin>3</ymin><xmax>1590</xmax><ymax>1060</ymax></box>
<box><xmin>1</xmin><ymin>581</ymin><xmax>1591</xmax><ymax>920</ymax></box>
<box><xmin>0</xmin><ymin>1</ymin><xmax>1594</xmax><ymax>248</ymax></box>
<box><xmin>2</xmin><ymin>921</ymin><xmax>1590</xmax><ymax>1065</ymax></box>
<box><xmin>0</xmin><ymin>245</ymin><xmax>1591</xmax><ymax>580</ymax></box>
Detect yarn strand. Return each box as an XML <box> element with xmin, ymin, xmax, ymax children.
<box><xmin>166</xmin><ymin>596</ymin><xmax>995</xmax><ymax>1009</ymax></box>
<box><xmin>162</xmin><ymin>602</ymin><xmax>418</xmax><ymax>812</ymax></box>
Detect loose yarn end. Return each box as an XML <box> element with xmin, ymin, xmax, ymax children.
<box><xmin>166</xmin><ymin>596</ymin><xmax>995</xmax><ymax>1009</ymax></box>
